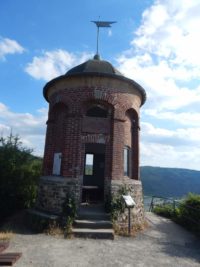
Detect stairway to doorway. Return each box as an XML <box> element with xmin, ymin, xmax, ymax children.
<box><xmin>72</xmin><ymin>204</ymin><xmax>114</xmax><ymax>239</ymax></box>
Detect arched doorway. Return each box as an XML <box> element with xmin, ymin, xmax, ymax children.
<box><xmin>82</xmin><ymin>143</ymin><xmax>105</xmax><ymax>203</ymax></box>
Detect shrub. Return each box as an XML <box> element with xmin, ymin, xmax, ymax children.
<box><xmin>110</xmin><ymin>186</ymin><xmax>129</xmax><ymax>221</ymax></box>
<box><xmin>61</xmin><ymin>193</ymin><xmax>77</xmax><ymax>236</ymax></box>
<box><xmin>152</xmin><ymin>193</ymin><xmax>200</xmax><ymax>235</ymax></box>
<box><xmin>153</xmin><ymin>204</ymin><xmax>177</xmax><ymax>218</ymax></box>
<box><xmin>178</xmin><ymin>193</ymin><xmax>200</xmax><ymax>234</ymax></box>
<box><xmin>0</xmin><ymin>134</ymin><xmax>42</xmax><ymax>222</ymax></box>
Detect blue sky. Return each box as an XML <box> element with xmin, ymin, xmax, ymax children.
<box><xmin>0</xmin><ymin>0</ymin><xmax>200</xmax><ymax>170</ymax></box>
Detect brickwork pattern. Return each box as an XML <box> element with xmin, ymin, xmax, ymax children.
<box><xmin>43</xmin><ymin>84</ymin><xmax>141</xmax><ymax>182</ymax></box>
<box><xmin>36</xmin><ymin>74</ymin><xmax>145</xmax><ymax>227</ymax></box>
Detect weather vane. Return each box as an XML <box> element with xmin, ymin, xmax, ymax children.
<box><xmin>91</xmin><ymin>20</ymin><xmax>116</xmax><ymax>57</ymax></box>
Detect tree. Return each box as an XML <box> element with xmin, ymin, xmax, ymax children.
<box><xmin>0</xmin><ymin>134</ymin><xmax>42</xmax><ymax>221</ymax></box>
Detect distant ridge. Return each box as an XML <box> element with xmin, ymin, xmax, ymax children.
<box><xmin>140</xmin><ymin>166</ymin><xmax>200</xmax><ymax>198</ymax></box>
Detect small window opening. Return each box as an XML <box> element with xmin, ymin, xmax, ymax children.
<box><xmin>53</xmin><ymin>152</ymin><xmax>62</xmax><ymax>176</ymax></box>
<box><xmin>86</xmin><ymin>106</ymin><xmax>108</xmax><ymax>118</ymax></box>
<box><xmin>85</xmin><ymin>154</ymin><xmax>94</xmax><ymax>175</ymax></box>
<box><xmin>124</xmin><ymin>147</ymin><xmax>130</xmax><ymax>176</ymax></box>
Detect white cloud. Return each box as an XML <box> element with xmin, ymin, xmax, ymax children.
<box><xmin>0</xmin><ymin>102</ymin><xmax>47</xmax><ymax>156</ymax></box>
<box><xmin>25</xmin><ymin>49</ymin><xmax>93</xmax><ymax>81</ymax></box>
<box><xmin>141</xmin><ymin>122</ymin><xmax>200</xmax><ymax>170</ymax></box>
<box><xmin>108</xmin><ymin>29</ymin><xmax>112</xmax><ymax>37</ymax></box>
<box><xmin>141</xmin><ymin>122</ymin><xmax>200</xmax><ymax>146</ymax></box>
<box><xmin>0</xmin><ymin>37</ymin><xmax>24</xmax><ymax>60</ymax></box>
<box><xmin>118</xmin><ymin>56</ymin><xmax>200</xmax><ymax>112</ymax></box>
<box><xmin>143</xmin><ymin>109</ymin><xmax>200</xmax><ymax>127</ymax></box>
<box><xmin>133</xmin><ymin>0</ymin><xmax>200</xmax><ymax>66</ymax></box>
<box><xmin>116</xmin><ymin>0</ymin><xmax>200</xmax><ymax>113</ymax></box>
<box><xmin>141</xmin><ymin>141</ymin><xmax>200</xmax><ymax>170</ymax></box>
<box><xmin>116</xmin><ymin>0</ymin><xmax>200</xmax><ymax>170</ymax></box>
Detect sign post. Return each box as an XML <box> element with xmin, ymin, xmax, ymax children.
<box><xmin>122</xmin><ymin>195</ymin><xmax>136</xmax><ymax>235</ymax></box>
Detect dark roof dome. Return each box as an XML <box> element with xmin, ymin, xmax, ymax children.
<box><xmin>43</xmin><ymin>54</ymin><xmax>146</xmax><ymax>105</ymax></box>
<box><xmin>66</xmin><ymin>54</ymin><xmax>122</xmax><ymax>76</ymax></box>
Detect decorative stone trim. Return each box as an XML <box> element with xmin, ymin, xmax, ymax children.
<box><xmin>81</xmin><ymin>134</ymin><xmax>110</xmax><ymax>144</ymax></box>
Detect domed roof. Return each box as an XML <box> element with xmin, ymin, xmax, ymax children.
<box><xmin>66</xmin><ymin>54</ymin><xmax>122</xmax><ymax>76</ymax></box>
<box><xmin>43</xmin><ymin>54</ymin><xmax>146</xmax><ymax>105</ymax></box>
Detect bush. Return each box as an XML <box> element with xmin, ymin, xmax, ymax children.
<box><xmin>178</xmin><ymin>193</ymin><xmax>200</xmax><ymax>234</ymax></box>
<box><xmin>0</xmin><ymin>134</ymin><xmax>42</xmax><ymax>222</ymax></box>
<box><xmin>153</xmin><ymin>204</ymin><xmax>176</xmax><ymax>218</ymax></box>
<box><xmin>61</xmin><ymin>193</ymin><xmax>77</xmax><ymax>235</ymax></box>
<box><xmin>153</xmin><ymin>193</ymin><xmax>200</xmax><ymax>235</ymax></box>
<box><xmin>110</xmin><ymin>186</ymin><xmax>129</xmax><ymax>221</ymax></box>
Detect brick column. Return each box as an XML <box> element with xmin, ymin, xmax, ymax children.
<box><xmin>111</xmin><ymin>118</ymin><xmax>125</xmax><ymax>180</ymax></box>
<box><xmin>132</xmin><ymin>122</ymin><xmax>139</xmax><ymax>180</ymax></box>
<box><xmin>62</xmin><ymin>114</ymin><xmax>82</xmax><ymax>178</ymax></box>
<box><xmin>42</xmin><ymin>120</ymin><xmax>54</xmax><ymax>176</ymax></box>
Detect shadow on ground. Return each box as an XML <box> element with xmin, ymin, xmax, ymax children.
<box><xmin>0</xmin><ymin>210</ymin><xmax>35</xmax><ymax>235</ymax></box>
<box><xmin>144</xmin><ymin>213</ymin><xmax>200</xmax><ymax>264</ymax></box>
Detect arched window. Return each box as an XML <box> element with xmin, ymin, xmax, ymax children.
<box><xmin>124</xmin><ymin>109</ymin><xmax>139</xmax><ymax>179</ymax></box>
<box><xmin>49</xmin><ymin>102</ymin><xmax>68</xmax><ymax>121</ymax></box>
<box><xmin>49</xmin><ymin>102</ymin><xmax>68</xmax><ymax>176</ymax></box>
<box><xmin>124</xmin><ymin>146</ymin><xmax>130</xmax><ymax>176</ymax></box>
<box><xmin>86</xmin><ymin>105</ymin><xmax>108</xmax><ymax>118</ymax></box>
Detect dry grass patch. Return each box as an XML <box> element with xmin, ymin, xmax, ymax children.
<box><xmin>44</xmin><ymin>221</ymin><xmax>64</xmax><ymax>237</ymax></box>
<box><xmin>0</xmin><ymin>231</ymin><xmax>14</xmax><ymax>241</ymax></box>
<box><xmin>113</xmin><ymin>220</ymin><xmax>149</xmax><ymax>237</ymax></box>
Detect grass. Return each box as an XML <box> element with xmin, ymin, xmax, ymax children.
<box><xmin>44</xmin><ymin>221</ymin><xmax>64</xmax><ymax>237</ymax></box>
<box><xmin>113</xmin><ymin>220</ymin><xmax>149</xmax><ymax>237</ymax></box>
<box><xmin>0</xmin><ymin>231</ymin><xmax>13</xmax><ymax>241</ymax></box>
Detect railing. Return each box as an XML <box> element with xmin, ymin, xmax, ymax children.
<box><xmin>148</xmin><ymin>195</ymin><xmax>176</xmax><ymax>212</ymax></box>
<box><xmin>143</xmin><ymin>195</ymin><xmax>200</xmax><ymax>230</ymax></box>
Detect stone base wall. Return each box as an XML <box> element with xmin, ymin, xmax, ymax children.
<box><xmin>35</xmin><ymin>176</ymin><xmax>81</xmax><ymax>214</ymax></box>
<box><xmin>34</xmin><ymin>176</ymin><xmax>144</xmax><ymax>234</ymax></box>
<box><xmin>111</xmin><ymin>179</ymin><xmax>145</xmax><ymax>232</ymax></box>
<box><xmin>104</xmin><ymin>177</ymin><xmax>111</xmax><ymax>201</ymax></box>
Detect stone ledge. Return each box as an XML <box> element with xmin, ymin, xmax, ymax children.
<box><xmin>27</xmin><ymin>209</ymin><xmax>59</xmax><ymax>220</ymax></box>
<box><xmin>111</xmin><ymin>179</ymin><xmax>142</xmax><ymax>186</ymax></box>
<box><xmin>40</xmin><ymin>176</ymin><xmax>80</xmax><ymax>184</ymax></box>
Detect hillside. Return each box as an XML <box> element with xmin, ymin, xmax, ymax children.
<box><xmin>140</xmin><ymin>166</ymin><xmax>200</xmax><ymax>198</ymax></box>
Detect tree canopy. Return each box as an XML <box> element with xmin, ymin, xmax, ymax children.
<box><xmin>0</xmin><ymin>134</ymin><xmax>42</xmax><ymax>222</ymax></box>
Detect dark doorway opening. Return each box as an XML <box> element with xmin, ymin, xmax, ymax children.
<box><xmin>82</xmin><ymin>143</ymin><xmax>105</xmax><ymax>203</ymax></box>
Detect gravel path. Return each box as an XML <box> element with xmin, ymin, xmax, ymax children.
<box><xmin>6</xmin><ymin>213</ymin><xmax>200</xmax><ymax>267</ymax></box>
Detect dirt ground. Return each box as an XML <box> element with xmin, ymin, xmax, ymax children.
<box><xmin>2</xmin><ymin>212</ymin><xmax>200</xmax><ymax>267</ymax></box>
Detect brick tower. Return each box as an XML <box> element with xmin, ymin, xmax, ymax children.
<box><xmin>36</xmin><ymin>54</ymin><xmax>146</xmax><ymax>228</ymax></box>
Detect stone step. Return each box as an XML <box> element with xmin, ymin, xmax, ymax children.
<box><xmin>74</xmin><ymin>219</ymin><xmax>113</xmax><ymax>229</ymax></box>
<box><xmin>72</xmin><ymin>228</ymin><xmax>114</xmax><ymax>240</ymax></box>
<box><xmin>73</xmin><ymin>203</ymin><xmax>114</xmax><ymax>239</ymax></box>
<box><xmin>77</xmin><ymin>211</ymin><xmax>110</xmax><ymax>221</ymax></box>
<box><xmin>78</xmin><ymin>204</ymin><xmax>110</xmax><ymax>220</ymax></box>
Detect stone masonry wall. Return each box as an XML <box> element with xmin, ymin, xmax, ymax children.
<box><xmin>111</xmin><ymin>179</ymin><xmax>145</xmax><ymax>231</ymax></box>
<box><xmin>36</xmin><ymin>176</ymin><xmax>81</xmax><ymax>214</ymax></box>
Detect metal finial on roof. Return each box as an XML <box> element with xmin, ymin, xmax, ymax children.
<box><xmin>91</xmin><ymin>20</ymin><xmax>116</xmax><ymax>57</ymax></box>
<box><xmin>93</xmin><ymin>54</ymin><xmax>100</xmax><ymax>60</ymax></box>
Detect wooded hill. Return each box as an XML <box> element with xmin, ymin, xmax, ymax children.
<box><xmin>140</xmin><ymin>166</ymin><xmax>200</xmax><ymax>198</ymax></box>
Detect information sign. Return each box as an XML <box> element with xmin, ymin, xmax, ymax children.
<box><xmin>122</xmin><ymin>195</ymin><xmax>136</xmax><ymax>207</ymax></box>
